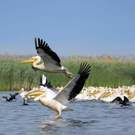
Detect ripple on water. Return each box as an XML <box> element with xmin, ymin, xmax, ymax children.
<box><xmin>1</xmin><ymin>92</ymin><xmax>135</xmax><ymax>135</ymax></box>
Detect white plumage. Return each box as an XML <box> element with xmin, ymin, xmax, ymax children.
<box><xmin>22</xmin><ymin>38</ymin><xmax>72</xmax><ymax>78</ymax></box>
<box><xmin>26</xmin><ymin>63</ymin><xmax>91</xmax><ymax>118</ymax></box>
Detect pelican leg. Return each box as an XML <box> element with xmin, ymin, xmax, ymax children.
<box><xmin>65</xmin><ymin>70</ymin><xmax>73</xmax><ymax>78</ymax></box>
<box><xmin>23</xmin><ymin>98</ymin><xmax>28</xmax><ymax>105</ymax></box>
<box><xmin>55</xmin><ymin>111</ymin><xmax>62</xmax><ymax>119</ymax></box>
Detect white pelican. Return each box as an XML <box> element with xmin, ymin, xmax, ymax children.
<box><xmin>19</xmin><ymin>74</ymin><xmax>52</xmax><ymax>105</ymax></box>
<box><xmin>26</xmin><ymin>63</ymin><xmax>91</xmax><ymax>118</ymax></box>
<box><xmin>22</xmin><ymin>38</ymin><xmax>72</xmax><ymax>78</ymax></box>
<box><xmin>29</xmin><ymin>74</ymin><xmax>58</xmax><ymax>99</ymax></box>
<box><xmin>19</xmin><ymin>87</ymin><xmax>47</xmax><ymax>105</ymax></box>
<box><xmin>19</xmin><ymin>74</ymin><xmax>58</xmax><ymax>105</ymax></box>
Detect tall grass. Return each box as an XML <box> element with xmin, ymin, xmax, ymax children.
<box><xmin>0</xmin><ymin>56</ymin><xmax>135</xmax><ymax>91</ymax></box>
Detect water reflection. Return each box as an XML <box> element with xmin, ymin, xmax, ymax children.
<box><xmin>40</xmin><ymin>117</ymin><xmax>98</xmax><ymax>135</ymax></box>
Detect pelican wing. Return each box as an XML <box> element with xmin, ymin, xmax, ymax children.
<box><xmin>35</xmin><ymin>38</ymin><xmax>61</xmax><ymax>67</ymax></box>
<box><xmin>111</xmin><ymin>97</ymin><xmax>123</xmax><ymax>103</ymax></box>
<box><xmin>54</xmin><ymin>63</ymin><xmax>91</xmax><ymax>104</ymax></box>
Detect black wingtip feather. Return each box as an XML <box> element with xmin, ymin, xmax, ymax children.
<box><xmin>35</xmin><ymin>38</ymin><xmax>38</xmax><ymax>49</ymax></box>
<box><xmin>34</xmin><ymin>37</ymin><xmax>61</xmax><ymax>66</ymax></box>
<box><xmin>78</xmin><ymin>62</ymin><xmax>91</xmax><ymax>78</ymax></box>
<box><xmin>68</xmin><ymin>62</ymin><xmax>91</xmax><ymax>100</ymax></box>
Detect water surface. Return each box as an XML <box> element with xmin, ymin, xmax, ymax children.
<box><xmin>0</xmin><ymin>92</ymin><xmax>135</xmax><ymax>135</ymax></box>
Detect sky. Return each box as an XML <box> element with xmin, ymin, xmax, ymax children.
<box><xmin>0</xmin><ymin>0</ymin><xmax>135</xmax><ymax>56</ymax></box>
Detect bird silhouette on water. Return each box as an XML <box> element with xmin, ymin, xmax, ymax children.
<box><xmin>111</xmin><ymin>96</ymin><xmax>130</xmax><ymax>106</ymax></box>
<box><xmin>2</xmin><ymin>92</ymin><xmax>19</xmax><ymax>102</ymax></box>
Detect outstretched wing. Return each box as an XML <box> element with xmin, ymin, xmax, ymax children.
<box><xmin>54</xmin><ymin>63</ymin><xmax>91</xmax><ymax>104</ymax></box>
<box><xmin>111</xmin><ymin>97</ymin><xmax>123</xmax><ymax>104</ymax></box>
<box><xmin>123</xmin><ymin>96</ymin><xmax>129</xmax><ymax>105</ymax></box>
<box><xmin>35</xmin><ymin>38</ymin><xmax>61</xmax><ymax>67</ymax></box>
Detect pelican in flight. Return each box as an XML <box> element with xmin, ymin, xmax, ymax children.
<box><xmin>26</xmin><ymin>63</ymin><xmax>91</xmax><ymax>118</ymax></box>
<box><xmin>22</xmin><ymin>38</ymin><xmax>72</xmax><ymax>78</ymax></box>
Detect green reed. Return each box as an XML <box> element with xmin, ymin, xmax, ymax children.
<box><xmin>0</xmin><ymin>57</ymin><xmax>135</xmax><ymax>91</ymax></box>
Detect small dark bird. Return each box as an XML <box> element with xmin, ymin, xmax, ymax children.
<box><xmin>2</xmin><ymin>92</ymin><xmax>19</xmax><ymax>102</ymax></box>
<box><xmin>111</xmin><ymin>96</ymin><xmax>130</xmax><ymax>106</ymax></box>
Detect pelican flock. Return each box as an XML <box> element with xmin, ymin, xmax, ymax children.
<box><xmin>1</xmin><ymin>37</ymin><xmax>134</xmax><ymax>120</ymax></box>
<box><xmin>20</xmin><ymin>39</ymin><xmax>92</xmax><ymax>118</ymax></box>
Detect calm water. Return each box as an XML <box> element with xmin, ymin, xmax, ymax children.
<box><xmin>0</xmin><ymin>92</ymin><xmax>135</xmax><ymax>135</ymax></box>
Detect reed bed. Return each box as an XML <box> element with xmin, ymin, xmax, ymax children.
<box><xmin>0</xmin><ymin>55</ymin><xmax>135</xmax><ymax>91</ymax></box>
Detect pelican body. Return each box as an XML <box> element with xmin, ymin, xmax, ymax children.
<box><xmin>37</xmin><ymin>97</ymin><xmax>67</xmax><ymax>117</ymax></box>
<box><xmin>26</xmin><ymin>63</ymin><xmax>91</xmax><ymax>118</ymax></box>
<box><xmin>22</xmin><ymin>38</ymin><xmax>72</xmax><ymax>78</ymax></box>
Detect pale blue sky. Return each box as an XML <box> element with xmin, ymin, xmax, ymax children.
<box><xmin>0</xmin><ymin>0</ymin><xmax>135</xmax><ymax>56</ymax></box>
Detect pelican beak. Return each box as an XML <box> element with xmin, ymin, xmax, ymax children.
<box><xmin>26</xmin><ymin>90</ymin><xmax>44</xmax><ymax>101</ymax></box>
<box><xmin>21</xmin><ymin>58</ymin><xmax>35</xmax><ymax>64</ymax></box>
<box><xmin>34</xmin><ymin>95</ymin><xmax>42</xmax><ymax>101</ymax></box>
<box><xmin>26</xmin><ymin>90</ymin><xmax>45</xmax><ymax>99</ymax></box>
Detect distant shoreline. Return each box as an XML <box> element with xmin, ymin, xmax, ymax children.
<box><xmin>0</xmin><ymin>54</ymin><xmax>135</xmax><ymax>62</ymax></box>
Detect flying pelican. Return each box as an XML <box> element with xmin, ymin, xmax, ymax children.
<box><xmin>22</xmin><ymin>38</ymin><xmax>72</xmax><ymax>78</ymax></box>
<box><xmin>26</xmin><ymin>63</ymin><xmax>91</xmax><ymax>119</ymax></box>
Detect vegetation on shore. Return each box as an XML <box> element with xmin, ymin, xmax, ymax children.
<box><xmin>0</xmin><ymin>55</ymin><xmax>135</xmax><ymax>91</ymax></box>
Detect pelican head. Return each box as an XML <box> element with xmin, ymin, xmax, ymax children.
<box><xmin>21</xmin><ymin>56</ymin><xmax>41</xmax><ymax>64</ymax></box>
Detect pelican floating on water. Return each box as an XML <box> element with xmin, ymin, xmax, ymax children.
<box><xmin>26</xmin><ymin>63</ymin><xmax>91</xmax><ymax>118</ymax></box>
<box><xmin>22</xmin><ymin>38</ymin><xmax>72</xmax><ymax>78</ymax></box>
